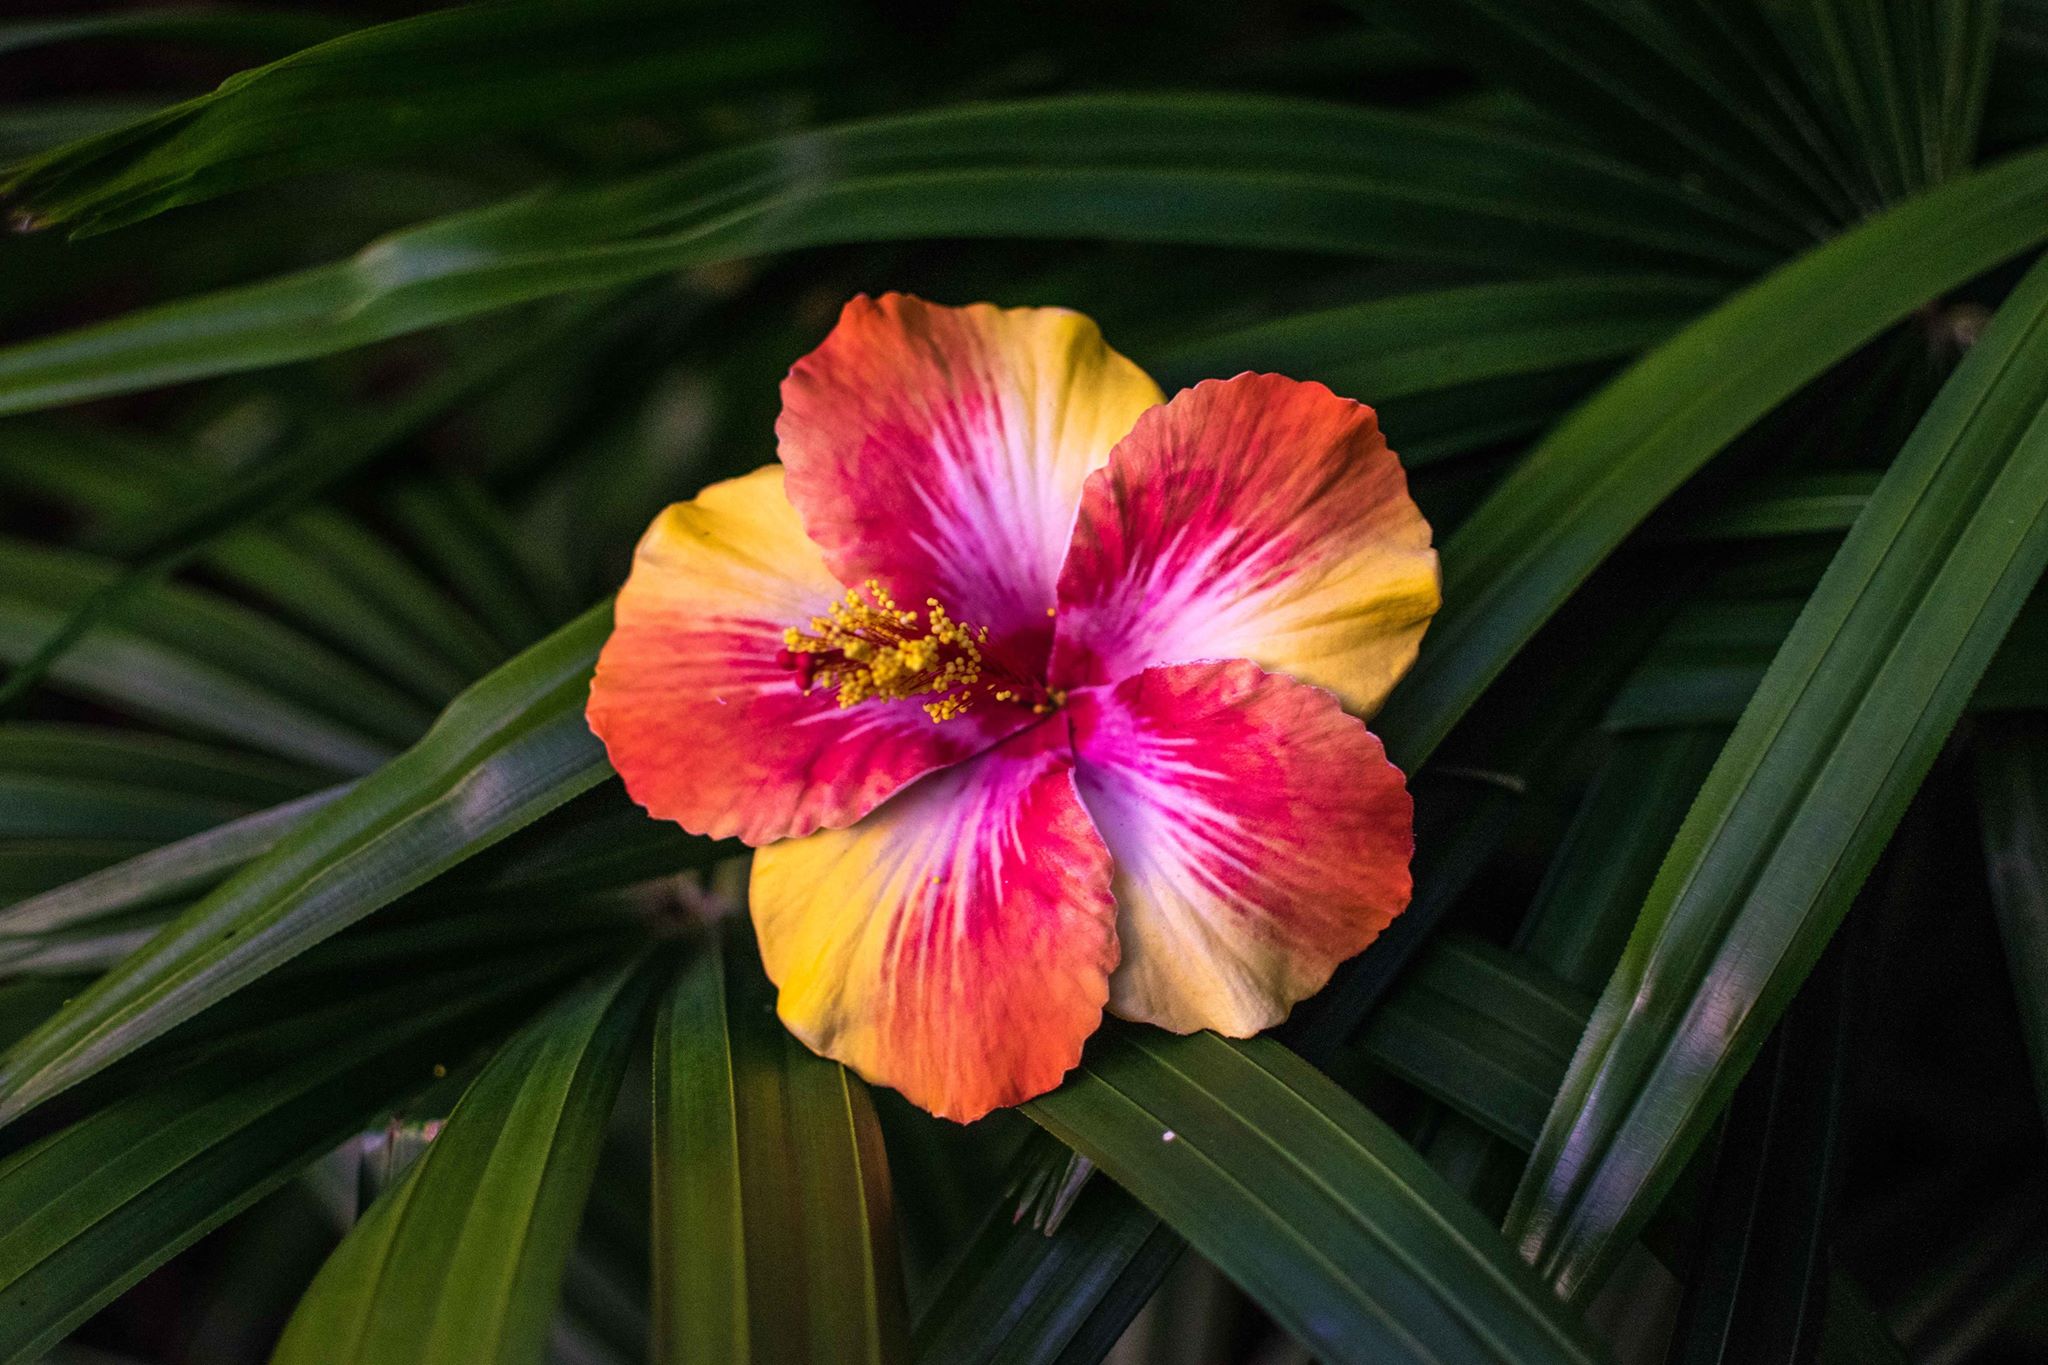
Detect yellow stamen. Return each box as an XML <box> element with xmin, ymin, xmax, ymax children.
<box><xmin>778</xmin><ymin>580</ymin><xmax>1040</xmax><ymax>722</ymax></box>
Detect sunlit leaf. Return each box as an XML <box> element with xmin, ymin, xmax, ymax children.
<box><xmin>1508</xmin><ymin>249</ymin><xmax>2048</xmax><ymax>1302</ymax></box>
<box><xmin>653</xmin><ymin>930</ymin><xmax>908</xmax><ymax>1365</ymax></box>
<box><xmin>272</xmin><ymin>959</ymin><xmax>654</xmax><ymax>1365</ymax></box>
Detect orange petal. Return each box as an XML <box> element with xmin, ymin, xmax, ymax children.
<box><xmin>1052</xmin><ymin>373</ymin><xmax>1440</xmax><ymax>716</ymax></box>
<box><xmin>1069</xmin><ymin>660</ymin><xmax>1413</xmax><ymax>1034</ymax></box>
<box><xmin>779</xmin><ymin>293</ymin><xmax>1163</xmax><ymax>679</ymax></box>
<box><xmin>587</xmin><ymin>466</ymin><xmax>1025</xmax><ymax>846</ymax></box>
<box><xmin>749</xmin><ymin>719</ymin><xmax>1117</xmax><ymax>1121</ymax></box>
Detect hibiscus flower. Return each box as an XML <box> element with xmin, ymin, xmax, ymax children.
<box><xmin>587</xmin><ymin>294</ymin><xmax>1440</xmax><ymax>1121</ymax></box>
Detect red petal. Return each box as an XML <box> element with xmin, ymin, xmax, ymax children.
<box><xmin>1052</xmin><ymin>374</ymin><xmax>1439</xmax><ymax>716</ymax></box>
<box><xmin>587</xmin><ymin>467</ymin><xmax>1023</xmax><ymax>846</ymax></box>
<box><xmin>750</xmin><ymin>718</ymin><xmax>1118</xmax><ymax>1121</ymax></box>
<box><xmin>779</xmin><ymin>294</ymin><xmax>1162</xmax><ymax>678</ymax></box>
<box><xmin>1069</xmin><ymin>660</ymin><xmax>1413</xmax><ymax>1034</ymax></box>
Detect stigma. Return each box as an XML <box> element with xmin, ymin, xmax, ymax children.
<box><xmin>776</xmin><ymin>580</ymin><xmax>1055</xmax><ymax>722</ymax></box>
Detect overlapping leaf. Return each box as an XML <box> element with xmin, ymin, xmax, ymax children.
<box><xmin>0</xmin><ymin>606</ymin><xmax>613</xmax><ymax>1127</ymax></box>
<box><xmin>1029</xmin><ymin>1029</ymin><xmax>1602</xmax><ymax>1365</ymax></box>
<box><xmin>1375</xmin><ymin>142</ymin><xmax>2048</xmax><ymax>765</ymax></box>
<box><xmin>1</xmin><ymin>0</ymin><xmax>835</xmax><ymax>235</ymax></box>
<box><xmin>272</xmin><ymin>960</ymin><xmax>653</xmax><ymax>1365</ymax></box>
<box><xmin>653</xmin><ymin>932</ymin><xmax>907</xmax><ymax>1365</ymax></box>
<box><xmin>0</xmin><ymin>95</ymin><xmax>1782</xmax><ymax>418</ymax></box>
<box><xmin>0</xmin><ymin>953</ymin><xmax>578</xmax><ymax>1365</ymax></box>
<box><xmin>1508</xmin><ymin>248</ymin><xmax>2048</xmax><ymax>1302</ymax></box>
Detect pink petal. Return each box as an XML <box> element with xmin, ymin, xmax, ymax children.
<box><xmin>587</xmin><ymin>467</ymin><xmax>1025</xmax><ymax>847</ymax></box>
<box><xmin>750</xmin><ymin>718</ymin><xmax>1118</xmax><ymax>1122</ymax></box>
<box><xmin>779</xmin><ymin>294</ymin><xmax>1163</xmax><ymax>678</ymax></box>
<box><xmin>1051</xmin><ymin>373</ymin><xmax>1440</xmax><ymax>716</ymax></box>
<box><xmin>1068</xmin><ymin>660</ymin><xmax>1413</xmax><ymax>1034</ymax></box>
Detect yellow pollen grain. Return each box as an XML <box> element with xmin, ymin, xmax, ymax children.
<box><xmin>779</xmin><ymin>579</ymin><xmax>998</xmax><ymax>722</ymax></box>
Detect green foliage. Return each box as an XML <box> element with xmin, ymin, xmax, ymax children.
<box><xmin>273</xmin><ymin>961</ymin><xmax>656</xmax><ymax>1364</ymax></box>
<box><xmin>653</xmin><ymin>929</ymin><xmax>908</xmax><ymax>1364</ymax></box>
<box><xmin>2</xmin><ymin>2</ymin><xmax>2047</xmax><ymax>1362</ymax></box>
<box><xmin>1511</xmin><ymin>247</ymin><xmax>2048</xmax><ymax>1300</ymax></box>
<box><xmin>1029</xmin><ymin>1029</ymin><xmax>1602</xmax><ymax>1365</ymax></box>
<box><xmin>1374</xmin><ymin>140</ymin><xmax>2048</xmax><ymax>765</ymax></box>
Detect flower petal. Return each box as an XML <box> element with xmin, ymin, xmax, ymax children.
<box><xmin>778</xmin><ymin>293</ymin><xmax>1163</xmax><ymax>676</ymax></box>
<box><xmin>1068</xmin><ymin>660</ymin><xmax>1413</xmax><ymax>1035</ymax></box>
<box><xmin>1050</xmin><ymin>373</ymin><xmax>1441</xmax><ymax>716</ymax></box>
<box><xmin>749</xmin><ymin>718</ymin><xmax>1117</xmax><ymax>1121</ymax></box>
<box><xmin>587</xmin><ymin>466</ymin><xmax>1022</xmax><ymax>847</ymax></box>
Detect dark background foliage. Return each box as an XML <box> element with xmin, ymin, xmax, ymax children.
<box><xmin>2</xmin><ymin>2</ymin><xmax>2048</xmax><ymax>1363</ymax></box>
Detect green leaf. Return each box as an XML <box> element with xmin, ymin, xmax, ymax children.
<box><xmin>0</xmin><ymin>538</ymin><xmax>418</xmax><ymax>773</ymax></box>
<box><xmin>1661</xmin><ymin>472</ymin><xmax>1879</xmax><ymax>541</ymax></box>
<box><xmin>1028</xmin><ymin>1029</ymin><xmax>1602</xmax><ymax>1365</ymax></box>
<box><xmin>1607</xmin><ymin>592</ymin><xmax>2048</xmax><ymax>730</ymax></box>
<box><xmin>0</xmin><ymin>786</ymin><xmax>342</xmax><ymax>932</ymax></box>
<box><xmin>1152</xmin><ymin>275</ymin><xmax>1715</xmax><ymax>401</ymax></box>
<box><xmin>0</xmin><ymin>94</ymin><xmax>1779</xmax><ymax>418</ymax></box>
<box><xmin>197</xmin><ymin>526</ymin><xmax>478</xmax><ymax>707</ymax></box>
<box><xmin>440</xmin><ymin>784</ymin><xmax>714</xmax><ymax>908</ymax></box>
<box><xmin>1385</xmin><ymin>369</ymin><xmax>1620</xmax><ymax>466</ymax></box>
<box><xmin>0</xmin><ymin>605</ymin><xmax>612</xmax><ymax>1128</ymax></box>
<box><xmin>0</xmin><ymin>426</ymin><xmax>503</xmax><ymax>690</ymax></box>
<box><xmin>1507</xmin><ymin>248</ymin><xmax>2048</xmax><ymax>1302</ymax></box>
<box><xmin>653</xmin><ymin>930</ymin><xmax>908</xmax><ymax>1365</ymax></box>
<box><xmin>0</xmin><ymin>773</ymin><xmax>241</xmax><ymax>839</ymax></box>
<box><xmin>911</xmin><ymin>1179</ymin><xmax>1179</xmax><ymax>1365</ymax></box>
<box><xmin>2</xmin><ymin>0</ymin><xmax>836</xmax><ymax>236</ymax></box>
<box><xmin>0</xmin><ymin>309</ymin><xmax>593</xmax><ymax>717</ymax></box>
<box><xmin>1372</xmin><ymin>142</ymin><xmax>2048</xmax><ymax>768</ymax></box>
<box><xmin>1603</xmin><ymin>598</ymin><xmax>1809</xmax><ymax>732</ymax></box>
<box><xmin>271</xmin><ymin>959</ymin><xmax>654</xmax><ymax>1365</ymax></box>
<box><xmin>1974</xmin><ymin>716</ymin><xmax>2048</xmax><ymax>1134</ymax></box>
<box><xmin>0</xmin><ymin>103</ymin><xmax>163</xmax><ymax>165</ymax></box>
<box><xmin>1666</xmin><ymin>938</ymin><xmax>1851</xmax><ymax>1365</ymax></box>
<box><xmin>1353</xmin><ymin>940</ymin><xmax>1897</xmax><ymax>1365</ymax></box>
<box><xmin>0</xmin><ymin>845</ymin><xmax>158</xmax><ymax>904</ymax></box>
<box><xmin>1356</xmin><ymin>940</ymin><xmax>1902</xmax><ymax>1365</ymax></box>
<box><xmin>1767</xmin><ymin>0</ymin><xmax>2001</xmax><ymax>197</ymax></box>
<box><xmin>0</xmin><ymin>7</ymin><xmax>351</xmax><ymax>64</ymax></box>
<box><xmin>1359</xmin><ymin>936</ymin><xmax>1591</xmax><ymax>1149</ymax></box>
<box><xmin>1373</xmin><ymin>0</ymin><xmax>1866</xmax><ymax>235</ymax></box>
<box><xmin>1514</xmin><ymin>728</ymin><xmax>1727</xmax><ymax>992</ymax></box>
<box><xmin>0</xmin><ymin>774</ymin><xmax>250</xmax><ymax>843</ymax></box>
<box><xmin>283</xmin><ymin>508</ymin><xmax>509</xmax><ymax>680</ymax></box>
<box><xmin>0</xmin><ymin>951</ymin><xmax>577</xmax><ymax>1365</ymax></box>
<box><xmin>0</xmin><ymin>722</ymin><xmax>314</xmax><ymax>808</ymax></box>
<box><xmin>0</xmin><ymin>908</ymin><xmax>177</xmax><ymax>978</ymax></box>
<box><xmin>384</xmin><ymin>479</ymin><xmax>554</xmax><ymax>652</ymax></box>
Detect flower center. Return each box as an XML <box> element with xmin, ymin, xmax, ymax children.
<box><xmin>776</xmin><ymin>580</ymin><xmax>1056</xmax><ymax>722</ymax></box>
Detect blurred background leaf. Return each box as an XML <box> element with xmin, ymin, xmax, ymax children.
<box><xmin>2</xmin><ymin>1</ymin><xmax>2046</xmax><ymax>1362</ymax></box>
